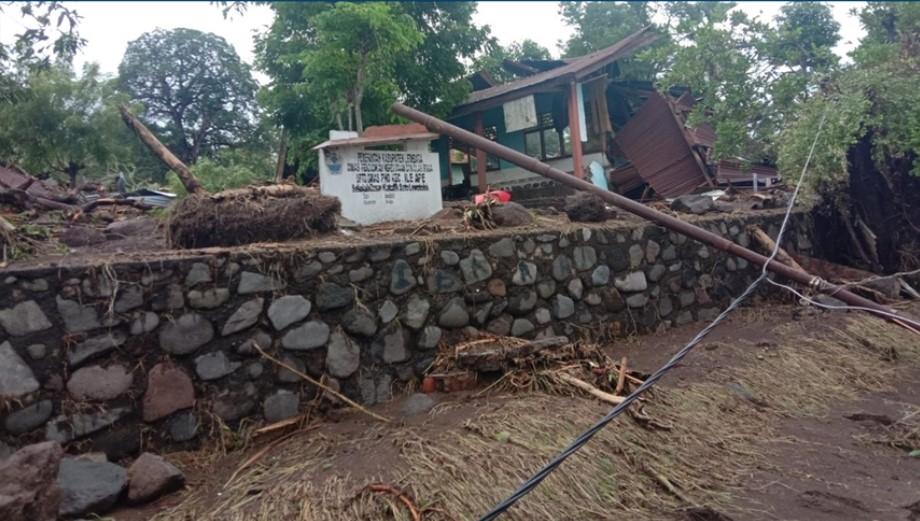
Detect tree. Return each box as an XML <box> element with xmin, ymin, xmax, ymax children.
<box><xmin>0</xmin><ymin>64</ymin><xmax>130</xmax><ymax>186</ymax></box>
<box><xmin>473</xmin><ymin>39</ymin><xmax>552</xmax><ymax>84</ymax></box>
<box><xmin>302</xmin><ymin>3</ymin><xmax>422</xmax><ymax>133</ymax></box>
<box><xmin>118</xmin><ymin>28</ymin><xmax>259</xmax><ymax>164</ymax></box>
<box><xmin>559</xmin><ymin>1</ymin><xmax>653</xmax><ymax>58</ymax></box>
<box><xmin>254</xmin><ymin>2</ymin><xmax>489</xmax><ymax>178</ymax></box>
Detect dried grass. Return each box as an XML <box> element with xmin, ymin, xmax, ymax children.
<box><xmin>149</xmin><ymin>313</ymin><xmax>919</xmax><ymax>521</ymax></box>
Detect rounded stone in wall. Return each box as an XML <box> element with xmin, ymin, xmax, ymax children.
<box><xmin>159</xmin><ymin>313</ymin><xmax>214</xmax><ymax>355</ymax></box>
<box><xmin>67</xmin><ymin>365</ymin><xmax>133</xmax><ymax>401</ymax></box>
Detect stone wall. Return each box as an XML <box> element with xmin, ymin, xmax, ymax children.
<box><xmin>0</xmin><ymin>210</ymin><xmax>813</xmax><ymax>457</ymax></box>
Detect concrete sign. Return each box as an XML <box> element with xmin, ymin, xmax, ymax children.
<box><xmin>318</xmin><ymin>147</ymin><xmax>443</xmax><ymax>225</ymax></box>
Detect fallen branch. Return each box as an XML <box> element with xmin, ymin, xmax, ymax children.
<box><xmin>119</xmin><ymin>105</ymin><xmax>205</xmax><ymax>195</ymax></box>
<box><xmin>0</xmin><ymin>187</ymin><xmax>74</xmax><ymax>211</ymax></box>
<box><xmin>554</xmin><ymin>372</ymin><xmax>625</xmax><ymax>405</ymax></box>
<box><xmin>455</xmin><ymin>336</ymin><xmax>570</xmax><ymax>372</ymax></box>
<box><xmin>253</xmin><ymin>343</ymin><xmax>390</xmax><ymax>423</ymax></box>
<box><xmin>748</xmin><ymin>225</ymin><xmax>804</xmax><ymax>272</ymax></box>
<box><xmin>363</xmin><ymin>484</ymin><xmax>422</xmax><ymax>521</ymax></box>
<box><xmin>80</xmin><ymin>197</ymin><xmax>154</xmax><ymax>213</ymax></box>
<box><xmin>615</xmin><ymin>356</ymin><xmax>628</xmax><ymax>395</ymax></box>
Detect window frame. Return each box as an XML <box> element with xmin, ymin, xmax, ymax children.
<box><xmin>523</xmin><ymin>112</ymin><xmax>571</xmax><ymax>161</ymax></box>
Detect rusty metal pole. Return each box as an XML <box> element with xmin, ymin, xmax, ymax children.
<box><xmin>391</xmin><ymin>101</ymin><xmax>906</xmax><ymax>320</ymax></box>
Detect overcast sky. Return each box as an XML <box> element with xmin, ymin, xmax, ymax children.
<box><xmin>0</xmin><ymin>1</ymin><xmax>867</xmax><ymax>80</ymax></box>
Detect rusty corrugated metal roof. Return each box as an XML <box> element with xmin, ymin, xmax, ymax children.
<box><xmin>613</xmin><ymin>92</ymin><xmax>710</xmax><ymax>198</ymax></box>
<box><xmin>715</xmin><ymin>160</ymin><xmax>778</xmax><ymax>184</ymax></box>
<box><xmin>608</xmin><ymin>163</ymin><xmax>644</xmax><ymax>194</ymax></box>
<box><xmin>454</xmin><ymin>26</ymin><xmax>658</xmax><ymax>116</ymax></box>
<box><xmin>0</xmin><ymin>163</ymin><xmax>65</xmax><ymax>200</ymax></box>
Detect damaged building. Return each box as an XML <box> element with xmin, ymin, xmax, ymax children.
<box><xmin>440</xmin><ymin>26</ymin><xmax>776</xmax><ymax>202</ymax></box>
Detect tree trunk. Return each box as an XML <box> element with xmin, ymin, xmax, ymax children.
<box><xmin>274</xmin><ymin>127</ymin><xmax>289</xmax><ymax>183</ymax></box>
<box><xmin>119</xmin><ymin>105</ymin><xmax>206</xmax><ymax>195</ymax></box>
<box><xmin>66</xmin><ymin>162</ymin><xmax>80</xmax><ymax>188</ymax></box>
<box><xmin>354</xmin><ymin>62</ymin><xmax>366</xmax><ymax>134</ymax></box>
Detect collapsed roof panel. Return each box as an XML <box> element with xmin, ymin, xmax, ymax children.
<box><xmin>612</xmin><ymin>93</ymin><xmax>711</xmax><ymax>198</ymax></box>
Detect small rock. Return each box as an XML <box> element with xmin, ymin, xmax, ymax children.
<box><xmin>536</xmin><ymin>279</ymin><xmax>556</xmax><ymax>299</ymax></box>
<box><xmin>55</xmin><ymin>296</ymin><xmax>100</xmax><ymax>333</ymax></box>
<box><xmin>168</xmin><ymin>411</ymin><xmax>199</xmax><ymax>442</ymax></box>
<box><xmin>670</xmin><ymin>194</ymin><xmax>714</xmax><ymax>214</ymax></box>
<box><xmin>534</xmin><ymin>308</ymin><xmax>552</xmax><ymax>325</ymax></box>
<box><xmin>159</xmin><ymin>313</ymin><xmax>214</xmax><ymax>355</ymax></box>
<box><xmin>511</xmin><ymin>261</ymin><xmax>538</xmax><ymax>285</ymax></box>
<box><xmin>45</xmin><ymin>408</ymin><xmax>130</xmax><ymax>444</ymax></box>
<box><xmin>626</xmin><ymin>293</ymin><xmax>649</xmax><ymax>308</ymax></box>
<box><xmin>342</xmin><ymin>309</ymin><xmax>378</xmax><ymax>337</ymax></box>
<box><xmin>614</xmin><ymin>271</ymin><xmax>648</xmax><ymax>292</ymax></box>
<box><xmin>213</xmin><ymin>395</ymin><xmax>255</xmax><ymax>422</ymax></box>
<box><xmin>573</xmin><ymin>246</ymin><xmax>597</xmax><ymax>271</ymax></box>
<box><xmin>438</xmin><ymin>298</ymin><xmax>469</xmax><ymax>328</ymax></box>
<box><xmin>404</xmin><ymin>242</ymin><xmax>422</xmax><ymax>256</ymax></box>
<box><xmin>127</xmin><ymin>452</ymin><xmax>185</xmax><ymax>504</ymax></box>
<box><xmin>281</xmin><ymin>320</ymin><xmax>330</xmax><ymax>350</ymax></box>
<box><xmin>646</xmin><ymin>240</ymin><xmax>661</xmax><ymax>263</ymax></box>
<box><xmin>0</xmin><ymin>300</ymin><xmax>52</xmax><ymax>336</ymax></box>
<box><xmin>659</xmin><ymin>296</ymin><xmax>674</xmax><ymax>317</ymax></box>
<box><xmin>591</xmin><ymin>265</ymin><xmax>611</xmax><ymax>286</ymax></box>
<box><xmin>263</xmin><ymin>390</ymin><xmax>300</xmax><ymax>423</ymax></box>
<box><xmin>237</xmin><ymin>272</ymin><xmax>286</xmax><ymax>294</ymax></box>
<box><xmin>508</xmin><ymin>289</ymin><xmax>537</xmax><ymax>315</ymax></box>
<box><xmin>113</xmin><ymin>286</ymin><xmax>144</xmax><ymax>313</ymax></box>
<box><xmin>4</xmin><ymin>400</ymin><xmax>53</xmax><ymax>435</ymax></box>
<box><xmin>276</xmin><ymin>355</ymin><xmax>306</xmax><ymax>383</ymax></box>
<box><xmin>0</xmin><ymin>341</ymin><xmax>39</xmax><ymax>398</ymax></box>
<box><xmin>326</xmin><ymin>329</ymin><xmax>361</xmax><ymax>378</ymax></box>
<box><xmin>439</xmin><ymin>250</ymin><xmax>460</xmax><ymax>267</ymax></box>
<box><xmin>267</xmin><ymin>296</ymin><xmax>311</xmax><ymax>331</ymax></box>
<box><xmin>378</xmin><ymin>300</ymin><xmax>398</xmax><ymax>324</ymax></box>
<box><xmin>375</xmin><ymin>324</ymin><xmax>410</xmax><ymax>363</ymax></box>
<box><xmin>511</xmin><ymin>318</ymin><xmax>535</xmax><ymax>337</ymax></box>
<box><xmin>488</xmin><ymin>238</ymin><xmax>516</xmax><ymax>258</ymax></box>
<box><xmin>67</xmin><ymin>331</ymin><xmax>128</xmax><ymax>368</ymax></box>
<box><xmin>238</xmin><ymin>329</ymin><xmax>272</xmax><ymax>355</ymax></box>
<box><xmin>0</xmin><ymin>441</ymin><xmax>63</xmax><ymax>521</ymax></box>
<box><xmin>19</xmin><ymin>278</ymin><xmax>48</xmax><ymax>292</ymax></box>
<box><xmin>551</xmin><ymin>255</ymin><xmax>574</xmax><ymax>281</ymax></box>
<box><xmin>222</xmin><ymin>298</ymin><xmax>264</xmax><ymax>336</ymax></box>
<box><xmin>294</xmin><ymin>261</ymin><xmax>323</xmax><ymax>281</ymax></box>
<box><xmin>564</xmin><ymin>192</ymin><xmax>608</xmax><ymax>222</ymax></box>
<box><xmin>67</xmin><ymin>365</ymin><xmax>133</xmax><ymax>401</ymax></box>
<box><xmin>26</xmin><ymin>343</ymin><xmax>47</xmax><ymax>360</ymax></box>
<box><xmin>316</xmin><ymin>282</ymin><xmax>354</xmax><ymax>310</ymax></box>
<box><xmin>401</xmin><ymin>393</ymin><xmax>436</xmax><ymax>416</ymax></box>
<box><xmin>348</xmin><ymin>265</ymin><xmax>374</xmax><ymax>283</ymax></box>
<box><xmin>368</xmin><ymin>247</ymin><xmax>391</xmax><ymax>262</ymax></box>
<box><xmin>459</xmin><ymin>249</ymin><xmax>492</xmax><ymax>284</ymax></box>
<box><xmin>142</xmin><ymin>364</ymin><xmax>195</xmax><ymax>422</ymax></box>
<box><xmin>57</xmin><ymin>457</ymin><xmax>127</xmax><ymax>517</ymax></box>
<box><xmin>552</xmin><ymin>295</ymin><xmax>575</xmax><ymax>319</ymax></box>
<box><xmin>318</xmin><ymin>251</ymin><xmax>338</xmax><ymax>263</ymax></box>
<box><xmin>418</xmin><ymin>326</ymin><xmax>442</xmax><ymax>349</ymax></box>
<box><xmin>487</xmin><ymin>278</ymin><xmax>507</xmax><ymax>297</ymax></box>
<box><xmin>585</xmin><ymin>292</ymin><xmax>602</xmax><ymax>306</ymax></box>
<box><xmin>184</xmin><ymin>263</ymin><xmax>212</xmax><ymax>286</ymax></box>
<box><xmin>130</xmin><ymin>312</ymin><xmax>160</xmax><ymax>335</ymax></box>
<box><xmin>427</xmin><ymin>269</ymin><xmax>463</xmax><ymax>293</ymax></box>
<box><xmin>647</xmin><ymin>264</ymin><xmax>667</xmax><ymax>282</ymax></box>
<box><xmin>402</xmin><ymin>295</ymin><xmax>431</xmax><ymax>330</ymax></box>
<box><xmin>194</xmin><ymin>351</ymin><xmax>241</xmax><ymax>381</ymax></box>
<box><xmin>389</xmin><ymin>260</ymin><xmax>417</xmax><ymax>296</ymax></box>
<box><xmin>487</xmin><ymin>315</ymin><xmax>513</xmax><ymax>336</ymax></box>
<box><xmin>492</xmin><ymin>202</ymin><xmax>533</xmax><ymax>227</ymax></box>
<box><xmin>568</xmin><ymin>278</ymin><xmax>584</xmax><ymax>300</ymax></box>
<box><xmin>187</xmin><ymin>288</ymin><xmax>230</xmax><ymax>309</ymax></box>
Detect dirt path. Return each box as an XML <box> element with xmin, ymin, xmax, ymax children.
<box><xmin>114</xmin><ymin>303</ymin><xmax>920</xmax><ymax>521</ymax></box>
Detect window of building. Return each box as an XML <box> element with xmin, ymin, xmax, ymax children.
<box><xmin>524</xmin><ymin>112</ymin><xmax>570</xmax><ymax>161</ymax></box>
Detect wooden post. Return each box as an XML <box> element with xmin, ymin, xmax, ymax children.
<box><xmin>473</xmin><ymin>111</ymin><xmax>488</xmax><ymax>193</ymax></box>
<box><xmin>568</xmin><ymin>82</ymin><xmax>585</xmax><ymax>179</ymax></box>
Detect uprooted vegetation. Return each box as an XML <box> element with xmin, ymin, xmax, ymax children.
<box><xmin>144</xmin><ymin>307</ymin><xmax>920</xmax><ymax>521</ymax></box>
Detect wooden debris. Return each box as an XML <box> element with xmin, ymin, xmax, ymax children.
<box><xmin>454</xmin><ymin>336</ymin><xmax>570</xmax><ymax>372</ymax></box>
<box><xmin>748</xmin><ymin>225</ymin><xmax>804</xmax><ymax>272</ymax></box>
<box><xmin>554</xmin><ymin>373</ymin><xmax>625</xmax><ymax>405</ymax></box>
<box><xmin>363</xmin><ymin>484</ymin><xmax>422</xmax><ymax>521</ymax></box>
<box><xmin>615</xmin><ymin>356</ymin><xmax>628</xmax><ymax>395</ymax></box>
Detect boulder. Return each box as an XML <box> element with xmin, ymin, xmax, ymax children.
<box><xmin>0</xmin><ymin>441</ymin><xmax>63</xmax><ymax>521</ymax></box>
<box><xmin>126</xmin><ymin>453</ymin><xmax>185</xmax><ymax>504</ymax></box>
<box><xmin>57</xmin><ymin>458</ymin><xmax>127</xmax><ymax>517</ymax></box>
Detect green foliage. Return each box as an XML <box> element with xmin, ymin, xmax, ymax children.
<box><xmin>255</xmin><ymin>2</ymin><xmax>489</xmax><ymax>178</ymax></box>
<box><xmin>559</xmin><ymin>1</ymin><xmax>652</xmax><ymax>57</ymax></box>
<box><xmin>167</xmin><ymin>147</ymin><xmax>274</xmax><ymax>195</ymax></box>
<box><xmin>0</xmin><ymin>2</ymin><xmax>83</xmax><ymax>74</ymax></box>
<box><xmin>777</xmin><ymin>3</ymin><xmax>920</xmax><ymax>184</ymax></box>
<box><xmin>0</xmin><ymin>64</ymin><xmax>132</xmax><ymax>186</ymax></box>
<box><xmin>118</xmin><ymin>28</ymin><xmax>259</xmax><ymax>164</ymax></box>
<box><xmin>473</xmin><ymin>39</ymin><xmax>552</xmax><ymax>85</ymax></box>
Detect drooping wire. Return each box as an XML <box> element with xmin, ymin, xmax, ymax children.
<box><xmin>476</xmin><ymin>110</ymin><xmax>829</xmax><ymax>520</ymax></box>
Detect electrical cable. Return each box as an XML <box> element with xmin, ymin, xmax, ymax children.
<box><xmin>477</xmin><ymin>110</ymin><xmax>829</xmax><ymax>520</ymax></box>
